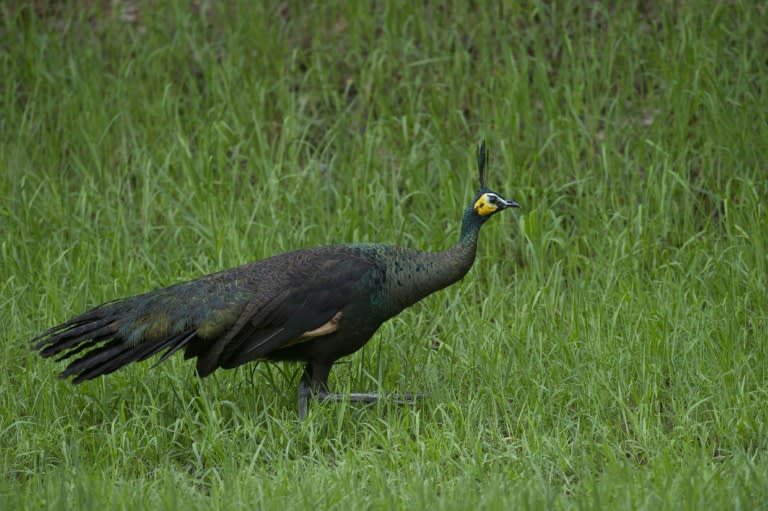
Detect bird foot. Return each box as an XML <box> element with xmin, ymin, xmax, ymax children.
<box><xmin>317</xmin><ymin>391</ymin><xmax>427</xmax><ymax>405</ymax></box>
<box><xmin>297</xmin><ymin>384</ymin><xmax>426</xmax><ymax>420</ymax></box>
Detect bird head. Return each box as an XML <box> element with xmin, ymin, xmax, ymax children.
<box><xmin>471</xmin><ymin>141</ymin><xmax>519</xmax><ymax>218</ymax></box>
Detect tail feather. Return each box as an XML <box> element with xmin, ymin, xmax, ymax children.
<box><xmin>40</xmin><ymin>324</ymin><xmax>115</xmax><ymax>357</ymax></box>
<box><xmin>61</xmin><ymin>332</ymin><xmax>195</xmax><ymax>383</ymax></box>
<box><xmin>31</xmin><ymin>306</ymin><xmax>108</xmax><ymax>334</ymax></box>
<box><xmin>55</xmin><ymin>337</ymin><xmax>108</xmax><ymax>362</ymax></box>
<box><xmin>65</xmin><ymin>332</ymin><xmax>192</xmax><ymax>383</ymax></box>
<box><xmin>32</xmin><ymin>304</ymin><xmax>197</xmax><ymax>383</ymax></box>
<box><xmin>151</xmin><ymin>331</ymin><xmax>196</xmax><ymax>366</ymax></box>
<box><xmin>61</xmin><ymin>342</ymin><xmax>134</xmax><ymax>380</ymax></box>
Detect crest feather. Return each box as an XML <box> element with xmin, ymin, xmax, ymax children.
<box><xmin>477</xmin><ymin>140</ymin><xmax>489</xmax><ymax>188</ymax></box>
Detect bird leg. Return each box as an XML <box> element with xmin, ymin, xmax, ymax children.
<box><xmin>297</xmin><ymin>363</ymin><xmax>424</xmax><ymax>419</ymax></box>
<box><xmin>297</xmin><ymin>362</ymin><xmax>331</xmax><ymax>420</ymax></box>
<box><xmin>297</xmin><ymin>379</ymin><xmax>311</xmax><ymax>420</ymax></box>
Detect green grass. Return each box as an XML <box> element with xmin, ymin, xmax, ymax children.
<box><xmin>2</xmin><ymin>1</ymin><xmax>767</xmax><ymax>509</ymax></box>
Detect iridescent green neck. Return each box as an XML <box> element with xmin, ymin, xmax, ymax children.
<box><xmin>383</xmin><ymin>207</ymin><xmax>485</xmax><ymax>314</ymax></box>
<box><xmin>460</xmin><ymin>206</ymin><xmax>487</xmax><ymax>245</ymax></box>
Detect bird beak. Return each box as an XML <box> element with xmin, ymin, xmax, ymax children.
<box><xmin>502</xmin><ymin>197</ymin><xmax>520</xmax><ymax>209</ymax></box>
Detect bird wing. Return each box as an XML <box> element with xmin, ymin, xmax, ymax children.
<box><xmin>193</xmin><ymin>250</ymin><xmax>377</xmax><ymax>376</ymax></box>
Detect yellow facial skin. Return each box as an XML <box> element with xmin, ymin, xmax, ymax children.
<box><xmin>474</xmin><ymin>193</ymin><xmax>498</xmax><ymax>217</ymax></box>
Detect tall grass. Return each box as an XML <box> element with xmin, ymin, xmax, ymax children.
<box><xmin>1</xmin><ymin>1</ymin><xmax>766</xmax><ymax>509</ymax></box>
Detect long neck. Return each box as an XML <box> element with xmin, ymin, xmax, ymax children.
<box><xmin>386</xmin><ymin>207</ymin><xmax>484</xmax><ymax>312</ymax></box>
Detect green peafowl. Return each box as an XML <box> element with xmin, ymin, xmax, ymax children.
<box><xmin>31</xmin><ymin>141</ymin><xmax>519</xmax><ymax>419</ymax></box>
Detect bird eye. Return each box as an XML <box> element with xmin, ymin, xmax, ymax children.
<box><xmin>488</xmin><ymin>195</ymin><xmax>498</xmax><ymax>204</ymax></box>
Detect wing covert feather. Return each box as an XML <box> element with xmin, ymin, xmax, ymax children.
<box><xmin>194</xmin><ymin>249</ymin><xmax>376</xmax><ymax>375</ymax></box>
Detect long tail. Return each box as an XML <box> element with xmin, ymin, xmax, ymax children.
<box><xmin>31</xmin><ymin>303</ymin><xmax>195</xmax><ymax>383</ymax></box>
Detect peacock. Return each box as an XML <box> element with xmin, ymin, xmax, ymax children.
<box><xmin>31</xmin><ymin>141</ymin><xmax>519</xmax><ymax>419</ymax></box>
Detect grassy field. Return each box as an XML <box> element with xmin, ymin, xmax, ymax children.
<box><xmin>2</xmin><ymin>1</ymin><xmax>767</xmax><ymax>509</ymax></box>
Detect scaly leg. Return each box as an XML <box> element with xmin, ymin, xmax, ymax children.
<box><xmin>318</xmin><ymin>391</ymin><xmax>425</xmax><ymax>405</ymax></box>
<box><xmin>297</xmin><ymin>362</ymin><xmax>424</xmax><ymax>419</ymax></box>
<box><xmin>297</xmin><ymin>362</ymin><xmax>331</xmax><ymax>420</ymax></box>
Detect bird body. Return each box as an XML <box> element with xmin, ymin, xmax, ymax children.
<box><xmin>32</xmin><ymin>142</ymin><xmax>519</xmax><ymax>417</ymax></box>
